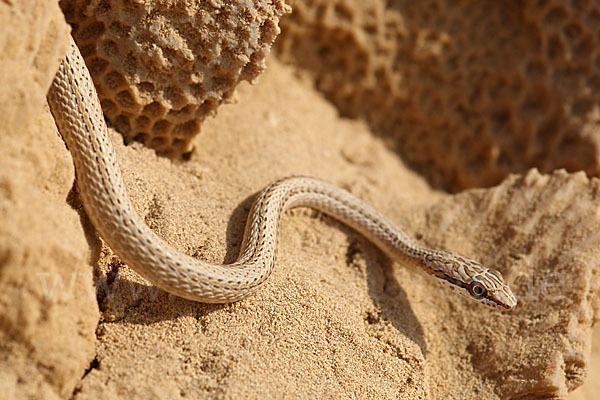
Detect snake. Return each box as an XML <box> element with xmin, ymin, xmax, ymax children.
<box><xmin>46</xmin><ymin>36</ymin><xmax>517</xmax><ymax>310</ymax></box>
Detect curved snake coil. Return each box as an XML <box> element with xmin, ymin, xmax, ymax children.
<box><xmin>47</xmin><ymin>36</ymin><xmax>517</xmax><ymax>309</ymax></box>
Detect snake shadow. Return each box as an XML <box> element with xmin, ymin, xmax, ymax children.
<box><xmin>85</xmin><ymin>187</ymin><xmax>428</xmax><ymax>356</ymax></box>
<box><xmin>67</xmin><ymin>183</ymin><xmax>103</xmax><ymax>269</ymax></box>
<box><xmin>323</xmin><ymin>219</ymin><xmax>429</xmax><ymax>357</ymax></box>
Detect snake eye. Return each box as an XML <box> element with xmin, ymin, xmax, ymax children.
<box><xmin>468</xmin><ymin>281</ymin><xmax>487</xmax><ymax>299</ymax></box>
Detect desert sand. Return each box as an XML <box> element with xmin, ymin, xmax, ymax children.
<box><xmin>1</xmin><ymin>1</ymin><xmax>599</xmax><ymax>399</ymax></box>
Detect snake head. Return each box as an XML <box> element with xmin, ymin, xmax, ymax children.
<box><xmin>423</xmin><ymin>250</ymin><xmax>517</xmax><ymax>311</ymax></box>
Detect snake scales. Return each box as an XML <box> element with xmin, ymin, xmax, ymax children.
<box><xmin>46</xmin><ymin>36</ymin><xmax>517</xmax><ymax>310</ymax></box>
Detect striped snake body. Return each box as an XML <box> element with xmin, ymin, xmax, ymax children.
<box><xmin>47</xmin><ymin>36</ymin><xmax>517</xmax><ymax>310</ymax></box>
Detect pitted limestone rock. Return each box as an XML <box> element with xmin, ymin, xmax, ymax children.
<box><xmin>60</xmin><ymin>0</ymin><xmax>290</xmax><ymax>156</ymax></box>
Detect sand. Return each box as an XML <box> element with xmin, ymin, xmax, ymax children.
<box><xmin>1</xmin><ymin>1</ymin><xmax>600</xmax><ymax>399</ymax></box>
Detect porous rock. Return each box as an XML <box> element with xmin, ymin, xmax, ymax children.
<box><xmin>276</xmin><ymin>0</ymin><xmax>600</xmax><ymax>191</ymax></box>
<box><xmin>60</xmin><ymin>0</ymin><xmax>291</xmax><ymax>156</ymax></box>
<box><xmin>419</xmin><ymin>169</ymin><xmax>599</xmax><ymax>398</ymax></box>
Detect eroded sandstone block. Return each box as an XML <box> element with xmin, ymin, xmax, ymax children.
<box><xmin>276</xmin><ymin>0</ymin><xmax>600</xmax><ymax>191</ymax></box>
<box><xmin>60</xmin><ymin>0</ymin><xmax>291</xmax><ymax>156</ymax></box>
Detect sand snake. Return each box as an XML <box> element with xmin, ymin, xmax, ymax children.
<box><xmin>47</xmin><ymin>36</ymin><xmax>517</xmax><ymax>309</ymax></box>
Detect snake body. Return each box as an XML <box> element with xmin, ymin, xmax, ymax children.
<box><xmin>47</xmin><ymin>36</ymin><xmax>517</xmax><ymax>309</ymax></box>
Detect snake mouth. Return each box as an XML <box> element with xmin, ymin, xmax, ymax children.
<box><xmin>489</xmin><ymin>290</ymin><xmax>518</xmax><ymax>310</ymax></box>
<box><xmin>492</xmin><ymin>300</ymin><xmax>513</xmax><ymax>310</ymax></box>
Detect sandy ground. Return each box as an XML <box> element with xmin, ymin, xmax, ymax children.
<box><xmin>74</xmin><ymin>60</ymin><xmax>436</xmax><ymax>399</ymax></box>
